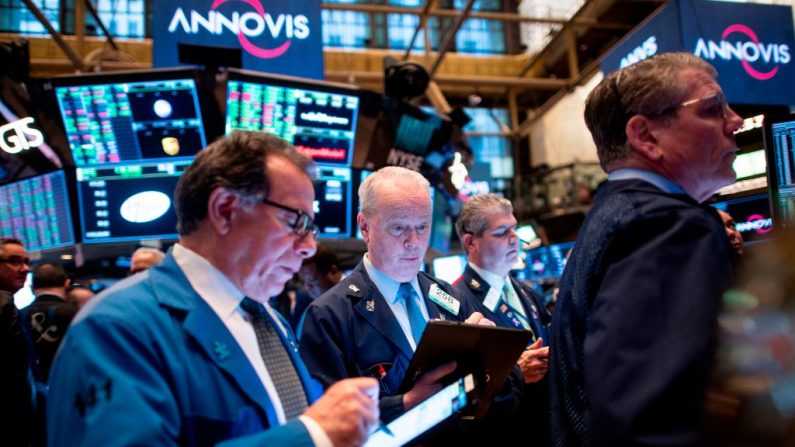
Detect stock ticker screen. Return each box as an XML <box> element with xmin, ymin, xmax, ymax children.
<box><xmin>0</xmin><ymin>170</ymin><xmax>75</xmax><ymax>251</ymax></box>
<box><xmin>225</xmin><ymin>72</ymin><xmax>360</xmax><ymax>166</ymax></box>
<box><xmin>767</xmin><ymin>118</ymin><xmax>795</xmax><ymax>226</ymax></box>
<box><xmin>53</xmin><ymin>76</ymin><xmax>206</xmax><ymax>166</ymax></box>
<box><xmin>314</xmin><ymin>166</ymin><xmax>352</xmax><ymax>238</ymax></box>
<box><xmin>75</xmin><ymin>160</ymin><xmax>190</xmax><ymax>243</ymax></box>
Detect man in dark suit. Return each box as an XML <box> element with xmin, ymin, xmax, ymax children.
<box><xmin>452</xmin><ymin>193</ymin><xmax>551</xmax><ymax>444</ymax></box>
<box><xmin>0</xmin><ymin>237</ymin><xmax>34</xmax><ymax>446</ymax></box>
<box><xmin>299</xmin><ymin>166</ymin><xmax>492</xmax><ymax>423</ymax></box>
<box><xmin>23</xmin><ymin>262</ymin><xmax>77</xmax><ymax>383</ymax></box>
<box><xmin>47</xmin><ymin>131</ymin><xmax>378</xmax><ymax>446</ymax></box>
<box><xmin>548</xmin><ymin>52</ymin><xmax>743</xmax><ymax>446</ymax></box>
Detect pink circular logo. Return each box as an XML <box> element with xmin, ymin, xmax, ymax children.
<box><xmin>721</xmin><ymin>24</ymin><xmax>779</xmax><ymax>81</ymax></box>
<box><xmin>211</xmin><ymin>0</ymin><xmax>291</xmax><ymax>59</ymax></box>
<box><xmin>746</xmin><ymin>214</ymin><xmax>773</xmax><ymax>234</ymax></box>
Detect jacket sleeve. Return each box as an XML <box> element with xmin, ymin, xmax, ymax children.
<box><xmin>47</xmin><ymin>311</ymin><xmax>316</xmax><ymax>447</ymax></box>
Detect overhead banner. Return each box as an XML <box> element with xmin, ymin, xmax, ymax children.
<box><xmin>153</xmin><ymin>0</ymin><xmax>324</xmax><ymax>79</ymax></box>
<box><xmin>600</xmin><ymin>0</ymin><xmax>795</xmax><ymax>105</ymax></box>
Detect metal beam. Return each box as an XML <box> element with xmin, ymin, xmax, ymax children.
<box><xmin>326</xmin><ymin>71</ymin><xmax>569</xmax><ymax>90</ymax></box>
<box><xmin>428</xmin><ymin>0</ymin><xmax>476</xmax><ymax>78</ymax></box>
<box><xmin>403</xmin><ymin>0</ymin><xmax>436</xmax><ymax>61</ymax></box>
<box><xmin>21</xmin><ymin>0</ymin><xmax>86</xmax><ymax>72</ymax></box>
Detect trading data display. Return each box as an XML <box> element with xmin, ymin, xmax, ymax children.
<box><xmin>314</xmin><ymin>166</ymin><xmax>352</xmax><ymax>238</ymax></box>
<box><xmin>55</xmin><ymin>78</ymin><xmax>206</xmax><ymax>166</ymax></box>
<box><xmin>769</xmin><ymin>119</ymin><xmax>795</xmax><ymax>224</ymax></box>
<box><xmin>226</xmin><ymin>78</ymin><xmax>359</xmax><ymax>166</ymax></box>
<box><xmin>76</xmin><ymin>160</ymin><xmax>190</xmax><ymax>243</ymax></box>
<box><xmin>0</xmin><ymin>171</ymin><xmax>75</xmax><ymax>251</ymax></box>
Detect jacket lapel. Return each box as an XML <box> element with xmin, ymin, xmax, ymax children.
<box><xmin>148</xmin><ymin>254</ymin><xmax>278</xmax><ymax>422</ymax></box>
<box><xmin>349</xmin><ymin>263</ymin><xmax>414</xmax><ymax>358</ymax></box>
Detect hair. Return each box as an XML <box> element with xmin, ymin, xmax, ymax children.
<box><xmin>174</xmin><ymin>131</ymin><xmax>315</xmax><ymax>235</ymax></box>
<box><xmin>358</xmin><ymin>166</ymin><xmax>430</xmax><ymax>217</ymax></box>
<box><xmin>32</xmin><ymin>262</ymin><xmax>68</xmax><ymax>289</ymax></box>
<box><xmin>0</xmin><ymin>237</ymin><xmax>24</xmax><ymax>256</ymax></box>
<box><xmin>302</xmin><ymin>243</ymin><xmax>340</xmax><ymax>275</ymax></box>
<box><xmin>455</xmin><ymin>193</ymin><xmax>514</xmax><ymax>242</ymax></box>
<box><xmin>131</xmin><ymin>247</ymin><xmax>166</xmax><ymax>266</ymax></box>
<box><xmin>585</xmin><ymin>52</ymin><xmax>716</xmax><ymax>171</ymax></box>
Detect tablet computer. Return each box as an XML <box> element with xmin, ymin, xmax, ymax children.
<box><xmin>398</xmin><ymin>320</ymin><xmax>533</xmax><ymax>419</ymax></box>
<box><xmin>364</xmin><ymin>373</ymin><xmax>476</xmax><ymax>447</ymax></box>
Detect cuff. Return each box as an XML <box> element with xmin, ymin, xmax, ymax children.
<box><xmin>298</xmin><ymin>415</ymin><xmax>334</xmax><ymax>447</ymax></box>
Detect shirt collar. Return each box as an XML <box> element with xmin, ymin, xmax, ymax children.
<box><xmin>469</xmin><ymin>262</ymin><xmax>507</xmax><ymax>291</ymax></box>
<box><xmin>172</xmin><ymin>243</ymin><xmax>244</xmax><ymax>319</ymax></box>
<box><xmin>608</xmin><ymin>168</ymin><xmax>686</xmax><ymax>195</ymax></box>
<box><xmin>362</xmin><ymin>253</ymin><xmax>420</xmax><ymax>304</ymax></box>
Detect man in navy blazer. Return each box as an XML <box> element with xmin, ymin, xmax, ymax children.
<box><xmin>299</xmin><ymin>166</ymin><xmax>492</xmax><ymax>423</ymax></box>
<box><xmin>452</xmin><ymin>193</ymin><xmax>551</xmax><ymax>444</ymax></box>
<box><xmin>47</xmin><ymin>132</ymin><xmax>378</xmax><ymax>446</ymax></box>
<box><xmin>549</xmin><ymin>53</ymin><xmax>742</xmax><ymax>446</ymax></box>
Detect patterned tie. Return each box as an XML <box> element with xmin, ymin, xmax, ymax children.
<box><xmin>398</xmin><ymin>282</ymin><xmax>427</xmax><ymax>345</ymax></box>
<box><xmin>240</xmin><ymin>297</ymin><xmax>308</xmax><ymax>419</ymax></box>
<box><xmin>501</xmin><ymin>282</ymin><xmax>533</xmax><ymax>332</ymax></box>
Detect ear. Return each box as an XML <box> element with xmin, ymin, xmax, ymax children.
<box><xmin>461</xmin><ymin>232</ymin><xmax>477</xmax><ymax>255</ymax></box>
<box><xmin>625</xmin><ymin>115</ymin><xmax>664</xmax><ymax>162</ymax></box>
<box><xmin>357</xmin><ymin>212</ymin><xmax>369</xmax><ymax>243</ymax></box>
<box><xmin>207</xmin><ymin>187</ymin><xmax>241</xmax><ymax>236</ymax></box>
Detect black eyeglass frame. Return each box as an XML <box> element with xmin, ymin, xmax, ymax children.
<box><xmin>261</xmin><ymin>198</ymin><xmax>319</xmax><ymax>239</ymax></box>
<box><xmin>0</xmin><ymin>255</ymin><xmax>31</xmax><ymax>267</ymax></box>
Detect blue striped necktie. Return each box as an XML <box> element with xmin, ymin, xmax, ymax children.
<box><xmin>240</xmin><ymin>297</ymin><xmax>308</xmax><ymax>419</ymax></box>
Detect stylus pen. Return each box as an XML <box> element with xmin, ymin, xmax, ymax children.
<box><xmin>377</xmin><ymin>423</ymin><xmax>395</xmax><ymax>437</ymax></box>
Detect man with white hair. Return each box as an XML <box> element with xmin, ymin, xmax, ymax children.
<box><xmin>299</xmin><ymin>166</ymin><xmax>492</xmax><ymax>424</ymax></box>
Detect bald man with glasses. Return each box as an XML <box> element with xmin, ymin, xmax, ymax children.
<box><xmin>548</xmin><ymin>53</ymin><xmax>743</xmax><ymax>446</ymax></box>
<box><xmin>47</xmin><ymin>132</ymin><xmax>378</xmax><ymax>447</ymax></box>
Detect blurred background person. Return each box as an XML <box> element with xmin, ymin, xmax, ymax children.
<box><xmin>66</xmin><ymin>283</ymin><xmax>95</xmax><ymax>309</ymax></box>
<box><xmin>717</xmin><ymin>209</ymin><xmax>744</xmax><ymax>258</ymax></box>
<box><xmin>129</xmin><ymin>247</ymin><xmax>165</xmax><ymax>275</ymax></box>
<box><xmin>0</xmin><ymin>237</ymin><xmax>34</xmax><ymax>446</ymax></box>
<box><xmin>299</xmin><ymin>243</ymin><xmax>344</xmax><ymax>299</ymax></box>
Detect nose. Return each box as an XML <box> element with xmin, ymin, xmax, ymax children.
<box><xmin>404</xmin><ymin>228</ymin><xmax>420</xmax><ymax>248</ymax></box>
<box><xmin>725</xmin><ymin>106</ymin><xmax>743</xmax><ymax>134</ymax></box>
<box><xmin>296</xmin><ymin>234</ymin><xmax>317</xmax><ymax>259</ymax></box>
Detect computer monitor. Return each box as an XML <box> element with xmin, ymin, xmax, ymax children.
<box><xmin>75</xmin><ymin>159</ymin><xmax>190</xmax><ymax>244</ymax></box>
<box><xmin>0</xmin><ymin>170</ymin><xmax>76</xmax><ymax>251</ymax></box>
<box><xmin>50</xmin><ymin>68</ymin><xmax>207</xmax><ymax>166</ymax></box>
<box><xmin>711</xmin><ymin>193</ymin><xmax>774</xmax><ymax>245</ymax></box>
<box><xmin>431</xmin><ymin>253</ymin><xmax>467</xmax><ymax>284</ymax></box>
<box><xmin>225</xmin><ymin>69</ymin><xmax>361</xmax><ymax>166</ymax></box>
<box><xmin>314</xmin><ymin>165</ymin><xmax>352</xmax><ymax>239</ymax></box>
<box><xmin>763</xmin><ymin>114</ymin><xmax>795</xmax><ymax>228</ymax></box>
<box><xmin>523</xmin><ymin>241</ymin><xmax>575</xmax><ymax>281</ymax></box>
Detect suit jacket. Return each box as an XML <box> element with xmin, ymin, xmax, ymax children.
<box><xmin>453</xmin><ymin>265</ymin><xmax>551</xmax><ymax>445</ymax></box>
<box><xmin>298</xmin><ymin>260</ymin><xmax>474</xmax><ymax>422</ymax></box>
<box><xmin>548</xmin><ymin>179</ymin><xmax>734</xmax><ymax>447</ymax></box>
<box><xmin>0</xmin><ymin>290</ymin><xmax>34</xmax><ymax>447</ymax></box>
<box><xmin>47</xmin><ymin>252</ymin><xmax>322</xmax><ymax>447</ymax></box>
<box><xmin>21</xmin><ymin>293</ymin><xmax>77</xmax><ymax>382</ymax></box>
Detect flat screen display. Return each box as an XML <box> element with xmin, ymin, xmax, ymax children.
<box><xmin>711</xmin><ymin>193</ymin><xmax>774</xmax><ymax>244</ymax></box>
<box><xmin>763</xmin><ymin>115</ymin><xmax>795</xmax><ymax>228</ymax></box>
<box><xmin>0</xmin><ymin>170</ymin><xmax>75</xmax><ymax>251</ymax></box>
<box><xmin>524</xmin><ymin>242</ymin><xmax>575</xmax><ymax>281</ymax></box>
<box><xmin>51</xmin><ymin>69</ymin><xmax>207</xmax><ymax>166</ymax></box>
<box><xmin>431</xmin><ymin>253</ymin><xmax>467</xmax><ymax>284</ymax></box>
<box><xmin>76</xmin><ymin>159</ymin><xmax>190</xmax><ymax>243</ymax></box>
<box><xmin>314</xmin><ymin>165</ymin><xmax>352</xmax><ymax>239</ymax></box>
<box><xmin>225</xmin><ymin>69</ymin><xmax>360</xmax><ymax>166</ymax></box>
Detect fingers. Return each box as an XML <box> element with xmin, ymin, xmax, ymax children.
<box><xmin>305</xmin><ymin>378</ymin><xmax>379</xmax><ymax>447</ymax></box>
<box><xmin>464</xmin><ymin>312</ymin><xmax>497</xmax><ymax>326</ymax></box>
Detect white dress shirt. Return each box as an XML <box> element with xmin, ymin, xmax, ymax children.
<box><xmin>172</xmin><ymin>244</ymin><xmax>331</xmax><ymax>447</ymax></box>
<box><xmin>469</xmin><ymin>262</ymin><xmax>528</xmax><ymax>321</ymax></box>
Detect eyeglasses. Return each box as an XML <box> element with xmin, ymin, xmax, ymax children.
<box><xmin>670</xmin><ymin>91</ymin><xmax>729</xmax><ymax>119</ymax></box>
<box><xmin>261</xmin><ymin>198</ymin><xmax>319</xmax><ymax>239</ymax></box>
<box><xmin>0</xmin><ymin>256</ymin><xmax>30</xmax><ymax>267</ymax></box>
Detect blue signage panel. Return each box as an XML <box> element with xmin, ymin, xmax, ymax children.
<box><xmin>679</xmin><ymin>0</ymin><xmax>795</xmax><ymax>105</ymax></box>
<box><xmin>600</xmin><ymin>1</ymin><xmax>683</xmax><ymax>74</ymax></box>
<box><xmin>153</xmin><ymin>0</ymin><xmax>324</xmax><ymax>79</ymax></box>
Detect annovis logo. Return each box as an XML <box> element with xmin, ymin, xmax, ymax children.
<box><xmin>694</xmin><ymin>24</ymin><xmax>790</xmax><ymax>81</ymax></box>
<box><xmin>167</xmin><ymin>0</ymin><xmax>310</xmax><ymax>59</ymax></box>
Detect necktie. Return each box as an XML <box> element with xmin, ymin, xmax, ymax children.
<box><xmin>398</xmin><ymin>282</ymin><xmax>426</xmax><ymax>345</ymax></box>
<box><xmin>240</xmin><ymin>297</ymin><xmax>308</xmax><ymax>419</ymax></box>
<box><xmin>501</xmin><ymin>282</ymin><xmax>532</xmax><ymax>332</ymax></box>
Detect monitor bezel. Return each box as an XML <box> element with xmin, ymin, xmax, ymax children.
<box><xmin>761</xmin><ymin>113</ymin><xmax>795</xmax><ymax>230</ymax></box>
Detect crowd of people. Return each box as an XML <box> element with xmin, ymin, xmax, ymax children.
<box><xmin>0</xmin><ymin>52</ymin><xmax>769</xmax><ymax>446</ymax></box>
